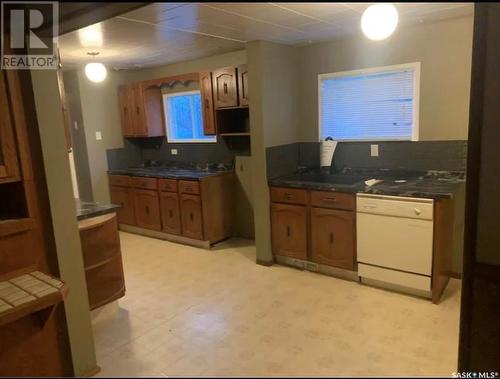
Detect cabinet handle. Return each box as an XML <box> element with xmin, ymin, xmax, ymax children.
<box><xmin>323</xmin><ymin>197</ymin><xmax>337</xmax><ymax>202</ymax></box>
<box><xmin>136</xmin><ymin>106</ymin><xmax>140</xmax><ymax>115</ymax></box>
<box><xmin>145</xmin><ymin>206</ymin><xmax>149</xmax><ymax>215</ymax></box>
<box><xmin>205</xmin><ymin>99</ymin><xmax>209</xmax><ymax>108</ymax></box>
<box><xmin>286</xmin><ymin>225</ymin><xmax>291</xmax><ymax>237</ymax></box>
<box><xmin>190</xmin><ymin>212</ymin><xmax>194</xmax><ymax>222</ymax></box>
<box><xmin>124</xmin><ymin>107</ymin><xmax>127</xmax><ymax>115</ymax></box>
<box><xmin>223</xmin><ymin>82</ymin><xmax>228</xmax><ymax>94</ymax></box>
<box><xmin>283</xmin><ymin>193</ymin><xmax>292</xmax><ymax>200</ymax></box>
<box><xmin>169</xmin><ymin>210</ymin><xmax>173</xmax><ymax>218</ymax></box>
<box><xmin>330</xmin><ymin>233</ymin><xmax>335</xmax><ymax>245</ymax></box>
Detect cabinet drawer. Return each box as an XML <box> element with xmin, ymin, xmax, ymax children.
<box><xmin>270</xmin><ymin>187</ymin><xmax>307</xmax><ymax>205</ymax></box>
<box><xmin>179</xmin><ymin>180</ymin><xmax>200</xmax><ymax>194</ymax></box>
<box><xmin>132</xmin><ymin>176</ymin><xmax>158</xmax><ymax>190</ymax></box>
<box><xmin>310</xmin><ymin>191</ymin><xmax>355</xmax><ymax>211</ymax></box>
<box><xmin>109</xmin><ymin>174</ymin><xmax>131</xmax><ymax>187</ymax></box>
<box><xmin>158</xmin><ymin>179</ymin><xmax>178</xmax><ymax>192</ymax></box>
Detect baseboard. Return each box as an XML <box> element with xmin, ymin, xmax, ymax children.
<box><xmin>450</xmin><ymin>271</ymin><xmax>462</xmax><ymax>279</ymax></box>
<box><xmin>119</xmin><ymin>224</ymin><xmax>211</xmax><ymax>249</ymax></box>
<box><xmin>274</xmin><ymin>255</ymin><xmax>359</xmax><ymax>282</ymax></box>
<box><xmin>81</xmin><ymin>365</ymin><xmax>101</xmax><ymax>377</ymax></box>
<box><xmin>256</xmin><ymin>258</ymin><xmax>274</xmax><ymax>266</ymax></box>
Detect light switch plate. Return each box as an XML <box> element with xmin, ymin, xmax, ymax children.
<box><xmin>171</xmin><ymin>149</ymin><xmax>178</xmax><ymax>155</ymax></box>
<box><xmin>95</xmin><ymin>131</ymin><xmax>102</xmax><ymax>141</ymax></box>
<box><xmin>371</xmin><ymin>144</ymin><xmax>379</xmax><ymax>157</ymax></box>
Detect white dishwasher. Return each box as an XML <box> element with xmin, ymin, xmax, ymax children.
<box><xmin>356</xmin><ymin>194</ymin><xmax>434</xmax><ymax>297</ymax></box>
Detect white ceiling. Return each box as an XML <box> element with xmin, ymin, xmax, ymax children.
<box><xmin>59</xmin><ymin>2</ymin><xmax>473</xmax><ymax>70</ymax></box>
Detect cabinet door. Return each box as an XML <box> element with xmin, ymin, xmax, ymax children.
<box><xmin>130</xmin><ymin>83</ymin><xmax>147</xmax><ymax>136</ymax></box>
<box><xmin>134</xmin><ymin>189</ymin><xmax>161</xmax><ymax>231</ymax></box>
<box><xmin>110</xmin><ymin>186</ymin><xmax>135</xmax><ymax>225</ymax></box>
<box><xmin>0</xmin><ymin>71</ymin><xmax>20</xmax><ymax>182</ymax></box>
<box><xmin>212</xmin><ymin>67</ymin><xmax>238</xmax><ymax>108</ymax></box>
<box><xmin>160</xmin><ymin>192</ymin><xmax>181</xmax><ymax>235</ymax></box>
<box><xmin>237</xmin><ymin>64</ymin><xmax>249</xmax><ymax>106</ymax></box>
<box><xmin>271</xmin><ymin>203</ymin><xmax>307</xmax><ymax>260</ymax></box>
<box><xmin>311</xmin><ymin>207</ymin><xmax>355</xmax><ymax>270</ymax></box>
<box><xmin>199</xmin><ymin>71</ymin><xmax>216</xmax><ymax>135</ymax></box>
<box><xmin>180</xmin><ymin>194</ymin><xmax>204</xmax><ymax>240</ymax></box>
<box><xmin>118</xmin><ymin>85</ymin><xmax>134</xmax><ymax>137</ymax></box>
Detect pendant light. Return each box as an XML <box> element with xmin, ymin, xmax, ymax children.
<box><xmin>361</xmin><ymin>3</ymin><xmax>399</xmax><ymax>41</ymax></box>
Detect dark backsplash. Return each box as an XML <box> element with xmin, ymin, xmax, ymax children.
<box><xmin>267</xmin><ymin>140</ymin><xmax>468</xmax><ymax>179</ymax></box>
<box><xmin>107</xmin><ymin>137</ymin><xmax>234</xmax><ymax>170</ymax></box>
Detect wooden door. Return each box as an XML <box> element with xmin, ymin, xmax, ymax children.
<box><xmin>180</xmin><ymin>194</ymin><xmax>203</xmax><ymax>240</ymax></box>
<box><xmin>271</xmin><ymin>203</ymin><xmax>307</xmax><ymax>260</ymax></box>
<box><xmin>199</xmin><ymin>71</ymin><xmax>216</xmax><ymax>135</ymax></box>
<box><xmin>134</xmin><ymin>189</ymin><xmax>161</xmax><ymax>231</ymax></box>
<box><xmin>212</xmin><ymin>67</ymin><xmax>238</xmax><ymax>108</ymax></box>
<box><xmin>237</xmin><ymin>64</ymin><xmax>249</xmax><ymax>106</ymax></box>
<box><xmin>110</xmin><ymin>186</ymin><xmax>135</xmax><ymax>225</ymax></box>
<box><xmin>0</xmin><ymin>71</ymin><xmax>20</xmax><ymax>183</ymax></box>
<box><xmin>310</xmin><ymin>207</ymin><xmax>355</xmax><ymax>270</ymax></box>
<box><xmin>160</xmin><ymin>192</ymin><xmax>181</xmax><ymax>235</ymax></box>
<box><xmin>130</xmin><ymin>83</ymin><xmax>147</xmax><ymax>136</ymax></box>
<box><xmin>118</xmin><ymin>85</ymin><xmax>134</xmax><ymax>137</ymax></box>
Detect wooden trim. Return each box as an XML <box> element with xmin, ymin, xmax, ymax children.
<box><xmin>432</xmin><ymin>199</ymin><xmax>453</xmax><ymax>304</ymax></box>
<box><xmin>0</xmin><ymin>218</ymin><xmax>35</xmax><ymax>238</ymax></box>
<box><xmin>142</xmin><ymin>72</ymin><xmax>199</xmax><ymax>89</ymax></box>
<box><xmin>78</xmin><ymin>213</ymin><xmax>116</xmax><ymax>232</ymax></box>
<box><xmin>119</xmin><ymin>224</ymin><xmax>211</xmax><ymax>249</ymax></box>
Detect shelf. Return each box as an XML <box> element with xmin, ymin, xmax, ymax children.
<box><xmin>215</xmin><ymin>105</ymin><xmax>249</xmax><ymax>111</ymax></box>
<box><xmin>0</xmin><ymin>218</ymin><xmax>35</xmax><ymax>238</ymax></box>
<box><xmin>0</xmin><ymin>271</ymin><xmax>68</xmax><ymax>328</ymax></box>
<box><xmin>219</xmin><ymin>132</ymin><xmax>251</xmax><ymax>137</ymax></box>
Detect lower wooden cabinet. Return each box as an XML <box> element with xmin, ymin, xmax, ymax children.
<box><xmin>110</xmin><ymin>186</ymin><xmax>135</xmax><ymax>225</ymax></box>
<box><xmin>160</xmin><ymin>192</ymin><xmax>181</xmax><ymax>235</ymax></box>
<box><xmin>134</xmin><ymin>189</ymin><xmax>161</xmax><ymax>231</ymax></box>
<box><xmin>180</xmin><ymin>194</ymin><xmax>204</xmax><ymax>240</ymax></box>
<box><xmin>310</xmin><ymin>207</ymin><xmax>355</xmax><ymax>270</ymax></box>
<box><xmin>271</xmin><ymin>203</ymin><xmax>307</xmax><ymax>260</ymax></box>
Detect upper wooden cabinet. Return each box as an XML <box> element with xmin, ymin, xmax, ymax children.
<box><xmin>118</xmin><ymin>83</ymin><xmax>165</xmax><ymax>138</ymax></box>
<box><xmin>0</xmin><ymin>71</ymin><xmax>20</xmax><ymax>183</ymax></box>
<box><xmin>212</xmin><ymin>67</ymin><xmax>238</xmax><ymax>108</ymax></box>
<box><xmin>237</xmin><ymin>64</ymin><xmax>249</xmax><ymax>106</ymax></box>
<box><xmin>199</xmin><ymin>71</ymin><xmax>216</xmax><ymax>135</ymax></box>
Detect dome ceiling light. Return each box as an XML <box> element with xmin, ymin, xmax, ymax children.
<box><xmin>85</xmin><ymin>52</ymin><xmax>107</xmax><ymax>83</ymax></box>
<box><xmin>361</xmin><ymin>3</ymin><xmax>399</xmax><ymax>41</ymax></box>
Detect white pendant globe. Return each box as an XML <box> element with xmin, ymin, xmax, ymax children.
<box><xmin>85</xmin><ymin>62</ymin><xmax>107</xmax><ymax>82</ymax></box>
<box><xmin>361</xmin><ymin>3</ymin><xmax>399</xmax><ymax>41</ymax></box>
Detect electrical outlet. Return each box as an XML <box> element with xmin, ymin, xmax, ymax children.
<box><xmin>371</xmin><ymin>144</ymin><xmax>379</xmax><ymax>157</ymax></box>
<box><xmin>171</xmin><ymin>149</ymin><xmax>178</xmax><ymax>155</ymax></box>
<box><xmin>95</xmin><ymin>131</ymin><xmax>102</xmax><ymax>141</ymax></box>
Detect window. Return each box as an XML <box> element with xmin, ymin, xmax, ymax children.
<box><xmin>164</xmin><ymin>90</ymin><xmax>216</xmax><ymax>143</ymax></box>
<box><xmin>319</xmin><ymin>63</ymin><xmax>420</xmax><ymax>141</ymax></box>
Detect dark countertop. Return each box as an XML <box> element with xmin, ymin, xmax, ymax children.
<box><xmin>268</xmin><ymin>168</ymin><xmax>465</xmax><ymax>199</ymax></box>
<box><xmin>76</xmin><ymin>200</ymin><xmax>121</xmax><ymax>221</ymax></box>
<box><xmin>107</xmin><ymin>167</ymin><xmax>231</xmax><ymax>180</ymax></box>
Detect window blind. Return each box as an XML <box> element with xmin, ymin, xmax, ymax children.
<box><xmin>319</xmin><ymin>67</ymin><xmax>417</xmax><ymax>141</ymax></box>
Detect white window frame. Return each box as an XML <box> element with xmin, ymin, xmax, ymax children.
<box><xmin>163</xmin><ymin>90</ymin><xmax>217</xmax><ymax>143</ymax></box>
<box><xmin>318</xmin><ymin>62</ymin><xmax>421</xmax><ymax>142</ymax></box>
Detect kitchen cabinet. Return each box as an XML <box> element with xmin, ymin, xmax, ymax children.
<box><xmin>109</xmin><ymin>186</ymin><xmax>135</xmax><ymax>225</ymax></box>
<box><xmin>0</xmin><ymin>71</ymin><xmax>20</xmax><ymax>183</ymax></box>
<box><xmin>271</xmin><ymin>203</ymin><xmax>308</xmax><ymax>260</ymax></box>
<box><xmin>237</xmin><ymin>64</ymin><xmax>249</xmax><ymax>106</ymax></box>
<box><xmin>134</xmin><ymin>189</ymin><xmax>162</xmax><ymax>231</ymax></box>
<box><xmin>160</xmin><ymin>192</ymin><xmax>181</xmax><ymax>235</ymax></box>
<box><xmin>199</xmin><ymin>71</ymin><xmax>216</xmax><ymax>135</ymax></box>
<box><xmin>270</xmin><ymin>186</ymin><xmax>356</xmax><ymax>270</ymax></box>
<box><xmin>212</xmin><ymin>67</ymin><xmax>238</xmax><ymax>108</ymax></box>
<box><xmin>311</xmin><ymin>207</ymin><xmax>355</xmax><ymax>270</ymax></box>
<box><xmin>117</xmin><ymin>83</ymin><xmax>165</xmax><ymax>138</ymax></box>
<box><xmin>180</xmin><ymin>194</ymin><xmax>204</xmax><ymax>240</ymax></box>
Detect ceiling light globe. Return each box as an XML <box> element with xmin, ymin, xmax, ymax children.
<box><xmin>85</xmin><ymin>62</ymin><xmax>107</xmax><ymax>83</ymax></box>
<box><xmin>361</xmin><ymin>3</ymin><xmax>399</xmax><ymax>41</ymax></box>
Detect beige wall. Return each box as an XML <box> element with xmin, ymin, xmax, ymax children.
<box><xmin>31</xmin><ymin>70</ymin><xmax>97</xmax><ymax>376</ymax></box>
<box><xmin>247</xmin><ymin>41</ymin><xmax>301</xmax><ymax>263</ymax></box>
<box><xmin>297</xmin><ymin>16</ymin><xmax>474</xmax><ymax>142</ymax></box>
